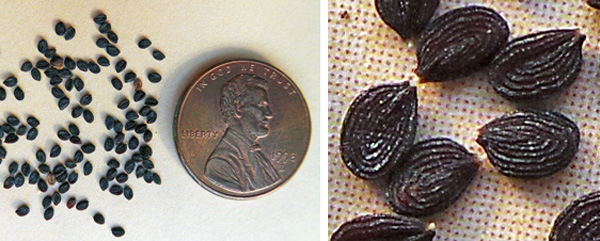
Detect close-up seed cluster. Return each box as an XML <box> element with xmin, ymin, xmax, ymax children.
<box><xmin>329</xmin><ymin>0</ymin><xmax>600</xmax><ymax>240</ymax></box>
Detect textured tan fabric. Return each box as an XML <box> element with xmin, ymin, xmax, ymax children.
<box><xmin>328</xmin><ymin>0</ymin><xmax>600</xmax><ymax>240</ymax></box>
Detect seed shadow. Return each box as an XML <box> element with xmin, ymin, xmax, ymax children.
<box><xmin>156</xmin><ymin>48</ymin><xmax>266</xmax><ymax>172</ymax></box>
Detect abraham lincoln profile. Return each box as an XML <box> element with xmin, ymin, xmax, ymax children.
<box><xmin>205</xmin><ymin>74</ymin><xmax>281</xmax><ymax>192</ymax></box>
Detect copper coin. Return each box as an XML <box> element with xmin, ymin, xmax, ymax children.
<box><xmin>175</xmin><ymin>60</ymin><xmax>311</xmax><ymax>199</ymax></box>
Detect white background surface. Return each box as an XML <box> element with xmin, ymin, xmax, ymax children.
<box><xmin>0</xmin><ymin>1</ymin><xmax>319</xmax><ymax>240</ymax></box>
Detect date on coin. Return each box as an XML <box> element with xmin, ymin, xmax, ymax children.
<box><xmin>175</xmin><ymin>60</ymin><xmax>311</xmax><ymax>199</ymax></box>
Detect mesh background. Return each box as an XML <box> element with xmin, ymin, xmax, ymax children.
<box><xmin>327</xmin><ymin>0</ymin><xmax>600</xmax><ymax>240</ymax></box>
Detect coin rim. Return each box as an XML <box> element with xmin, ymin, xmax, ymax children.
<box><xmin>174</xmin><ymin>59</ymin><xmax>312</xmax><ymax>200</ymax></box>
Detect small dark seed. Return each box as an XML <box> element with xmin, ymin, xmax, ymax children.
<box><xmin>4</xmin><ymin>76</ymin><xmax>17</xmax><ymax>87</ymax></box>
<box><xmin>76</xmin><ymin>60</ymin><xmax>88</xmax><ymax>72</ymax></box>
<box><xmin>73</xmin><ymin>77</ymin><xmax>84</xmax><ymax>91</ymax></box>
<box><xmin>71</xmin><ymin>106</ymin><xmax>83</xmax><ymax>118</ymax></box>
<box><xmin>113</xmin><ymin>120</ymin><xmax>123</xmax><ymax>133</ymax></box>
<box><xmin>58</xmin><ymin>69</ymin><xmax>72</xmax><ymax>78</ymax></box>
<box><xmin>81</xmin><ymin>143</ymin><xmax>96</xmax><ymax>154</ymax></box>
<box><xmin>134</xmin><ymin>90</ymin><xmax>145</xmax><ymax>102</ymax></box>
<box><xmin>49</xmin><ymin>77</ymin><xmax>62</xmax><ymax>86</ymax></box>
<box><xmin>28</xmin><ymin>170</ymin><xmax>40</xmax><ymax>184</ymax></box>
<box><xmin>68</xmin><ymin>172</ymin><xmax>78</xmax><ymax>184</ymax></box>
<box><xmin>44</xmin><ymin>48</ymin><xmax>56</xmax><ymax>59</ymax></box>
<box><xmin>3</xmin><ymin>124</ymin><xmax>15</xmax><ymax>134</ymax></box>
<box><xmin>331</xmin><ymin>214</ymin><xmax>436</xmax><ymax>241</ymax></box>
<box><xmin>64</xmin><ymin>57</ymin><xmax>76</xmax><ymax>70</ymax></box>
<box><xmin>38</xmin><ymin>179</ymin><xmax>48</xmax><ymax>192</ymax></box>
<box><xmin>65</xmin><ymin>159</ymin><xmax>77</xmax><ymax>168</ymax></box>
<box><xmin>106</xmin><ymin>45</ymin><xmax>120</xmax><ymax>57</ymax></box>
<box><xmin>55</xmin><ymin>21</ymin><xmax>65</xmax><ymax>35</ymax></box>
<box><xmin>152</xmin><ymin>173</ymin><xmax>161</xmax><ymax>185</ymax></box>
<box><xmin>138</xmin><ymin>38</ymin><xmax>151</xmax><ymax>49</ymax></box>
<box><xmin>38</xmin><ymin>39</ymin><xmax>48</xmax><ymax>54</ymax></box>
<box><xmin>115</xmin><ymin>143</ymin><xmax>126</xmax><ymax>154</ymax></box>
<box><xmin>21</xmin><ymin>162</ymin><xmax>31</xmax><ymax>176</ymax></box>
<box><xmin>126</xmin><ymin>110</ymin><xmax>139</xmax><ymax>120</ymax></box>
<box><xmin>125</xmin><ymin>121</ymin><xmax>137</xmax><ymax>131</ymax></box>
<box><xmin>83</xmin><ymin>161</ymin><xmax>92</xmax><ymax>176</ymax></box>
<box><xmin>135</xmin><ymin>166</ymin><xmax>145</xmax><ymax>178</ymax></box>
<box><xmin>51</xmin><ymin>87</ymin><xmax>65</xmax><ymax>99</ymax></box>
<box><xmin>7</xmin><ymin>115</ymin><xmax>19</xmax><ymax>126</ymax></box>
<box><xmin>107</xmin><ymin>31</ymin><xmax>118</xmax><ymax>43</ymax></box>
<box><xmin>124</xmin><ymin>71</ymin><xmax>136</xmax><ymax>83</ymax></box>
<box><xmin>96</xmin><ymin>38</ymin><xmax>110</xmax><ymax>48</ymax></box>
<box><xmin>69</xmin><ymin>136</ymin><xmax>81</xmax><ymax>145</ymax></box>
<box><xmin>44</xmin><ymin>68</ymin><xmax>58</xmax><ymax>78</ymax></box>
<box><xmin>16</xmin><ymin>125</ymin><xmax>27</xmax><ymax>136</ymax></box>
<box><xmin>38</xmin><ymin>164</ymin><xmax>50</xmax><ymax>174</ymax></box>
<box><xmin>115</xmin><ymin>59</ymin><xmax>127</xmax><ymax>73</ymax></box>
<box><xmin>111</xmin><ymin>226</ymin><xmax>125</xmax><ymax>237</ymax></box>
<box><xmin>0</xmin><ymin>87</ymin><xmax>5</xmax><ymax>100</ymax></box>
<box><xmin>0</xmin><ymin>146</ymin><xmax>5</xmax><ymax>158</ymax></box>
<box><xmin>99</xmin><ymin>177</ymin><xmax>108</xmax><ymax>191</ymax></box>
<box><xmin>66</xmin><ymin>123</ymin><xmax>79</xmax><ymax>136</ymax></box>
<box><xmin>123</xmin><ymin>185</ymin><xmax>133</xmax><ymax>200</ymax></box>
<box><xmin>147</xmin><ymin>72</ymin><xmax>161</xmax><ymax>83</ymax></box>
<box><xmin>55</xmin><ymin>173</ymin><xmax>66</xmax><ymax>184</ymax></box>
<box><xmin>64</xmin><ymin>27</ymin><xmax>75</xmax><ymax>41</ymax></box>
<box><xmin>83</xmin><ymin>109</ymin><xmax>94</xmax><ymax>123</ymax></box>
<box><xmin>94</xmin><ymin>213</ymin><xmax>105</xmax><ymax>224</ymax></box>
<box><xmin>132</xmin><ymin>153</ymin><xmax>143</xmax><ymax>162</ymax></box>
<box><xmin>114</xmin><ymin>132</ymin><xmax>125</xmax><ymax>143</ymax></box>
<box><xmin>26</xmin><ymin>128</ymin><xmax>38</xmax><ymax>140</ymax></box>
<box><xmin>152</xmin><ymin>50</ymin><xmax>165</xmax><ymax>61</ymax></box>
<box><xmin>44</xmin><ymin>207</ymin><xmax>54</xmax><ymax>220</ymax></box>
<box><xmin>50</xmin><ymin>145</ymin><xmax>61</xmax><ymax>158</ymax></box>
<box><xmin>109</xmin><ymin>184</ymin><xmax>123</xmax><ymax>195</ymax></box>
<box><xmin>124</xmin><ymin>160</ymin><xmax>135</xmax><ymax>174</ymax></box>
<box><xmin>64</xmin><ymin>78</ymin><xmax>73</xmax><ymax>91</ymax></box>
<box><xmin>144</xmin><ymin>97</ymin><xmax>158</xmax><ymax>106</ymax></box>
<box><xmin>3</xmin><ymin>176</ymin><xmax>14</xmax><ymax>189</ymax></box>
<box><xmin>9</xmin><ymin>161</ymin><xmax>18</xmax><ymax>174</ymax></box>
<box><xmin>73</xmin><ymin>151</ymin><xmax>83</xmax><ymax>164</ymax></box>
<box><xmin>58</xmin><ymin>97</ymin><xmax>70</xmax><ymax>110</ymax></box>
<box><xmin>98</xmin><ymin>22</ymin><xmax>111</xmax><ymax>34</ymax></box>
<box><xmin>143</xmin><ymin>170</ymin><xmax>153</xmax><ymax>183</ymax></box>
<box><xmin>31</xmin><ymin>68</ymin><xmax>41</xmax><ymax>81</ymax></box>
<box><xmin>5</xmin><ymin>133</ymin><xmax>18</xmax><ymax>143</ymax></box>
<box><xmin>140</xmin><ymin>145</ymin><xmax>152</xmax><ymax>158</ymax></box>
<box><xmin>139</xmin><ymin>106</ymin><xmax>151</xmax><ymax>116</ymax></box>
<box><xmin>21</xmin><ymin>61</ymin><xmax>33</xmax><ymax>72</ymax></box>
<box><xmin>88</xmin><ymin>62</ymin><xmax>100</xmax><ymax>74</ymax></box>
<box><xmin>14</xmin><ymin>87</ymin><xmax>25</xmax><ymax>101</ymax></box>
<box><xmin>53</xmin><ymin>164</ymin><xmax>66</xmax><ymax>176</ymax></box>
<box><xmin>42</xmin><ymin>196</ymin><xmax>52</xmax><ymax>209</ymax></box>
<box><xmin>116</xmin><ymin>172</ymin><xmax>128</xmax><ymax>183</ymax></box>
<box><xmin>135</xmin><ymin>124</ymin><xmax>147</xmax><ymax>134</ymax></box>
<box><xmin>106</xmin><ymin>158</ymin><xmax>119</xmax><ymax>168</ymax></box>
<box><xmin>80</xmin><ymin>93</ymin><xmax>92</xmax><ymax>106</ymax></box>
<box><xmin>104</xmin><ymin>136</ymin><xmax>114</xmax><ymax>151</ymax></box>
<box><xmin>93</xmin><ymin>13</ymin><xmax>107</xmax><ymax>24</ymax></box>
<box><xmin>16</xmin><ymin>204</ymin><xmax>30</xmax><ymax>217</ymax></box>
<box><xmin>52</xmin><ymin>192</ymin><xmax>61</xmax><ymax>205</ymax></box>
<box><xmin>97</xmin><ymin>56</ymin><xmax>110</xmax><ymax>67</ymax></box>
<box><xmin>58</xmin><ymin>181</ymin><xmax>70</xmax><ymax>193</ymax></box>
<box><xmin>66</xmin><ymin>197</ymin><xmax>76</xmax><ymax>209</ymax></box>
<box><xmin>14</xmin><ymin>173</ymin><xmax>25</xmax><ymax>187</ymax></box>
<box><xmin>111</xmin><ymin>78</ymin><xmax>123</xmax><ymax>90</ymax></box>
<box><xmin>76</xmin><ymin>199</ymin><xmax>88</xmax><ymax>210</ymax></box>
<box><xmin>118</xmin><ymin>98</ymin><xmax>129</xmax><ymax>109</ymax></box>
<box><xmin>106</xmin><ymin>168</ymin><xmax>117</xmax><ymax>181</ymax></box>
<box><xmin>143</xmin><ymin>130</ymin><xmax>153</xmax><ymax>142</ymax></box>
<box><xmin>36</xmin><ymin>149</ymin><xmax>46</xmax><ymax>163</ymax></box>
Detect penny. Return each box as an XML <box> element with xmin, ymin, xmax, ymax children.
<box><xmin>175</xmin><ymin>60</ymin><xmax>310</xmax><ymax>199</ymax></box>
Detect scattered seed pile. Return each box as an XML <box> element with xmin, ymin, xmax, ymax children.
<box><xmin>329</xmin><ymin>0</ymin><xmax>600</xmax><ymax>240</ymax></box>
<box><xmin>1</xmin><ymin>12</ymin><xmax>167</xmax><ymax>238</ymax></box>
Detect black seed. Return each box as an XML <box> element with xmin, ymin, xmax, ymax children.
<box><xmin>42</xmin><ymin>195</ymin><xmax>52</xmax><ymax>209</ymax></box>
<box><xmin>114</xmin><ymin>132</ymin><xmax>125</xmax><ymax>143</ymax></box>
<box><xmin>64</xmin><ymin>78</ymin><xmax>73</xmax><ymax>91</ymax></box>
<box><xmin>55</xmin><ymin>171</ymin><xmax>67</xmax><ymax>183</ymax></box>
<box><xmin>111</xmin><ymin>226</ymin><xmax>125</xmax><ymax>237</ymax></box>
<box><xmin>145</xmin><ymin>111</ymin><xmax>157</xmax><ymax>124</ymax></box>
<box><xmin>117</xmin><ymin>99</ymin><xmax>129</xmax><ymax>109</ymax></box>
<box><xmin>143</xmin><ymin>170</ymin><xmax>153</xmax><ymax>183</ymax></box>
<box><xmin>133</xmin><ymin>90</ymin><xmax>145</xmax><ymax>102</ymax></box>
<box><xmin>111</xmin><ymin>78</ymin><xmax>123</xmax><ymax>90</ymax></box>
<box><xmin>81</xmin><ymin>143</ymin><xmax>95</xmax><ymax>154</ymax></box>
<box><xmin>4</xmin><ymin>76</ymin><xmax>17</xmax><ymax>87</ymax></box>
<box><xmin>88</xmin><ymin>62</ymin><xmax>100</xmax><ymax>74</ymax></box>
<box><xmin>139</xmin><ymin>106</ymin><xmax>151</xmax><ymax>116</ymax></box>
<box><xmin>5</xmin><ymin>133</ymin><xmax>18</xmax><ymax>143</ymax></box>
<box><xmin>104</xmin><ymin>137</ymin><xmax>114</xmax><ymax>152</ymax></box>
<box><xmin>73</xmin><ymin>77</ymin><xmax>84</xmax><ymax>91</ymax></box>
<box><xmin>106</xmin><ymin>168</ymin><xmax>117</xmax><ymax>181</ymax></box>
<box><xmin>131</xmin><ymin>153</ymin><xmax>143</xmax><ymax>162</ymax></box>
<box><xmin>143</xmin><ymin>130</ymin><xmax>153</xmax><ymax>142</ymax></box>
<box><xmin>44</xmin><ymin>48</ymin><xmax>56</xmax><ymax>59</ymax></box>
<box><xmin>58</xmin><ymin>69</ymin><xmax>72</xmax><ymax>78</ymax></box>
<box><xmin>94</xmin><ymin>213</ymin><xmax>105</xmax><ymax>224</ymax></box>
<box><xmin>65</xmin><ymin>159</ymin><xmax>77</xmax><ymax>168</ymax></box>
<box><xmin>0</xmin><ymin>145</ymin><xmax>5</xmax><ymax>158</ymax></box>
<box><xmin>140</xmin><ymin>145</ymin><xmax>152</xmax><ymax>158</ymax></box>
<box><xmin>64</xmin><ymin>27</ymin><xmax>75</xmax><ymax>41</ymax></box>
<box><xmin>38</xmin><ymin>179</ymin><xmax>48</xmax><ymax>191</ymax></box>
<box><xmin>124</xmin><ymin>71</ymin><xmax>136</xmax><ymax>83</ymax></box>
<box><xmin>124</xmin><ymin>160</ymin><xmax>135</xmax><ymax>174</ymax></box>
<box><xmin>31</xmin><ymin>68</ymin><xmax>41</xmax><ymax>81</ymax></box>
<box><xmin>76</xmin><ymin>60</ymin><xmax>88</xmax><ymax>72</ymax></box>
<box><xmin>36</xmin><ymin>149</ymin><xmax>46</xmax><ymax>163</ymax></box>
<box><xmin>123</xmin><ymin>185</ymin><xmax>133</xmax><ymax>200</ymax></box>
<box><xmin>64</xmin><ymin>57</ymin><xmax>76</xmax><ymax>70</ymax></box>
<box><xmin>16</xmin><ymin>204</ymin><xmax>30</xmax><ymax>217</ymax></box>
<box><xmin>58</xmin><ymin>97</ymin><xmax>70</xmax><ymax>110</ymax></box>
<box><xmin>124</xmin><ymin>121</ymin><xmax>136</xmax><ymax>131</ymax></box>
<box><xmin>29</xmin><ymin>171</ymin><xmax>40</xmax><ymax>184</ymax></box>
<box><xmin>138</xmin><ymin>38</ymin><xmax>151</xmax><ymax>49</ymax></box>
<box><xmin>14</xmin><ymin>173</ymin><xmax>25</xmax><ymax>187</ymax></box>
<box><xmin>16</xmin><ymin>125</ymin><xmax>27</xmax><ymax>136</ymax></box>
<box><xmin>71</xmin><ymin>106</ymin><xmax>83</xmax><ymax>118</ymax></box>
<box><xmin>113</xmin><ymin>120</ymin><xmax>123</xmax><ymax>133</ymax></box>
<box><xmin>38</xmin><ymin>39</ymin><xmax>48</xmax><ymax>54</ymax></box>
<box><xmin>152</xmin><ymin>173</ymin><xmax>161</xmax><ymax>185</ymax></box>
<box><xmin>135</xmin><ymin>124</ymin><xmax>147</xmax><ymax>134</ymax></box>
<box><xmin>44</xmin><ymin>207</ymin><xmax>54</xmax><ymax>220</ymax></box>
<box><xmin>98</xmin><ymin>22</ymin><xmax>111</xmax><ymax>34</ymax></box>
<box><xmin>106</xmin><ymin>45</ymin><xmax>120</xmax><ymax>57</ymax></box>
<box><xmin>66</xmin><ymin>197</ymin><xmax>76</xmax><ymax>209</ymax></box>
<box><xmin>7</xmin><ymin>115</ymin><xmax>19</xmax><ymax>126</ymax></box>
<box><xmin>26</xmin><ymin>128</ymin><xmax>38</xmax><ymax>140</ymax></box>
<box><xmin>51</xmin><ymin>87</ymin><xmax>65</xmax><ymax>98</ymax></box>
<box><xmin>3</xmin><ymin>124</ymin><xmax>15</xmax><ymax>134</ymax></box>
<box><xmin>69</xmin><ymin>136</ymin><xmax>81</xmax><ymax>145</ymax></box>
<box><xmin>49</xmin><ymin>77</ymin><xmax>62</xmax><ymax>86</ymax></box>
<box><xmin>97</xmin><ymin>56</ymin><xmax>110</xmax><ymax>67</ymax></box>
<box><xmin>93</xmin><ymin>13</ymin><xmax>107</xmax><ymax>24</ymax></box>
<box><xmin>107</xmin><ymin>31</ymin><xmax>118</xmax><ymax>43</ymax></box>
<box><xmin>74</xmin><ymin>150</ymin><xmax>83</xmax><ymax>163</ymax></box>
<box><xmin>9</xmin><ymin>161</ymin><xmax>18</xmax><ymax>174</ymax></box>
<box><xmin>115</xmin><ymin>143</ymin><xmax>127</xmax><ymax>154</ymax></box>
<box><xmin>52</xmin><ymin>192</ymin><xmax>61</xmax><ymax>205</ymax></box>
<box><xmin>83</xmin><ymin>161</ymin><xmax>92</xmax><ymax>176</ymax></box>
<box><xmin>39</xmin><ymin>164</ymin><xmax>50</xmax><ymax>174</ymax></box>
<box><xmin>35</xmin><ymin>59</ymin><xmax>50</xmax><ymax>69</ymax></box>
<box><xmin>68</xmin><ymin>172</ymin><xmax>78</xmax><ymax>184</ymax></box>
<box><xmin>3</xmin><ymin>176</ymin><xmax>14</xmax><ymax>189</ymax></box>
<box><xmin>53</xmin><ymin>164</ymin><xmax>66</xmax><ymax>175</ymax></box>
<box><xmin>109</xmin><ymin>184</ymin><xmax>123</xmax><ymax>195</ymax></box>
<box><xmin>144</xmin><ymin>97</ymin><xmax>158</xmax><ymax>106</ymax></box>
<box><xmin>21</xmin><ymin>162</ymin><xmax>31</xmax><ymax>176</ymax></box>
<box><xmin>105</xmin><ymin>159</ymin><xmax>118</xmax><ymax>169</ymax></box>
<box><xmin>58</xmin><ymin>182</ymin><xmax>70</xmax><ymax>193</ymax></box>
<box><xmin>126</xmin><ymin>110</ymin><xmax>139</xmax><ymax>120</ymax></box>
<box><xmin>96</xmin><ymin>37</ymin><xmax>109</xmax><ymax>48</ymax></box>
<box><xmin>0</xmin><ymin>87</ymin><xmax>5</xmax><ymax>101</ymax></box>
<box><xmin>99</xmin><ymin>177</ymin><xmax>108</xmax><ymax>191</ymax></box>
<box><xmin>21</xmin><ymin>61</ymin><xmax>33</xmax><ymax>72</ymax></box>
<box><xmin>116</xmin><ymin>172</ymin><xmax>128</xmax><ymax>183</ymax></box>
<box><xmin>50</xmin><ymin>145</ymin><xmax>61</xmax><ymax>158</ymax></box>
<box><xmin>80</xmin><ymin>93</ymin><xmax>92</xmax><ymax>106</ymax></box>
<box><xmin>75</xmin><ymin>199</ymin><xmax>88</xmax><ymax>210</ymax></box>
<box><xmin>135</xmin><ymin>166</ymin><xmax>145</xmax><ymax>178</ymax></box>
<box><xmin>83</xmin><ymin>109</ymin><xmax>94</xmax><ymax>123</ymax></box>
<box><xmin>44</xmin><ymin>68</ymin><xmax>58</xmax><ymax>78</ymax></box>
<box><xmin>55</xmin><ymin>21</ymin><xmax>66</xmax><ymax>35</ymax></box>
<box><xmin>66</xmin><ymin>123</ymin><xmax>79</xmax><ymax>136</ymax></box>
<box><xmin>152</xmin><ymin>50</ymin><xmax>165</xmax><ymax>61</ymax></box>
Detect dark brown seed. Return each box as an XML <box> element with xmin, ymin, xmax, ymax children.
<box><xmin>476</xmin><ymin>111</ymin><xmax>579</xmax><ymax>178</ymax></box>
<box><xmin>46</xmin><ymin>173</ymin><xmax>56</xmax><ymax>185</ymax></box>
<box><xmin>588</xmin><ymin>0</ymin><xmax>600</xmax><ymax>9</ymax></box>
<box><xmin>111</xmin><ymin>226</ymin><xmax>125</xmax><ymax>237</ymax></box>
<box><xmin>66</xmin><ymin>197</ymin><xmax>76</xmax><ymax>209</ymax></box>
<box><xmin>387</xmin><ymin>138</ymin><xmax>479</xmax><ymax>217</ymax></box>
<box><xmin>550</xmin><ymin>191</ymin><xmax>600</xmax><ymax>241</ymax></box>
<box><xmin>488</xmin><ymin>29</ymin><xmax>585</xmax><ymax>102</ymax></box>
<box><xmin>416</xmin><ymin>6</ymin><xmax>509</xmax><ymax>82</ymax></box>
<box><xmin>331</xmin><ymin>214</ymin><xmax>435</xmax><ymax>241</ymax></box>
<box><xmin>340</xmin><ymin>82</ymin><xmax>417</xmax><ymax>179</ymax></box>
<box><xmin>15</xmin><ymin>204</ymin><xmax>29</xmax><ymax>216</ymax></box>
<box><xmin>375</xmin><ymin>0</ymin><xmax>439</xmax><ymax>39</ymax></box>
<box><xmin>134</xmin><ymin>79</ymin><xmax>143</xmax><ymax>90</ymax></box>
<box><xmin>50</xmin><ymin>56</ymin><xmax>63</xmax><ymax>68</ymax></box>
